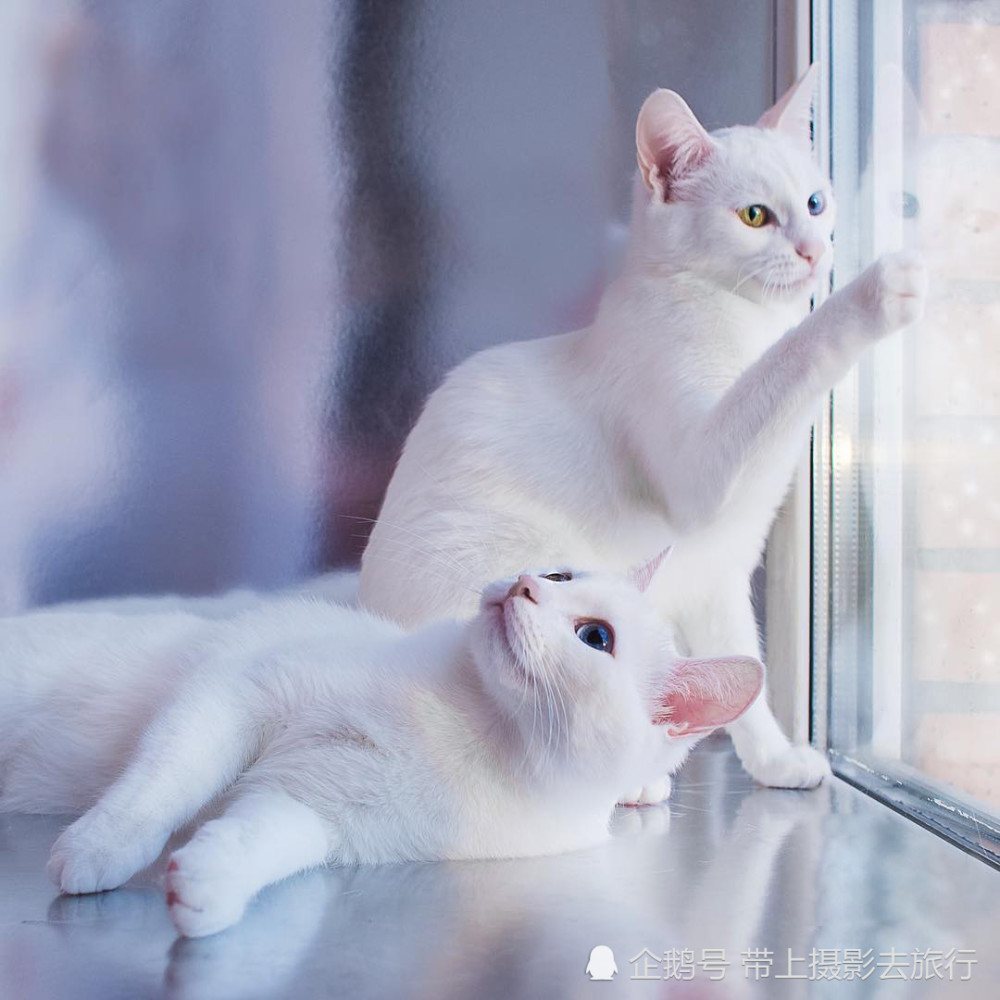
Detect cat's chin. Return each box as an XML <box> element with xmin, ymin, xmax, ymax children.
<box><xmin>739</xmin><ymin>272</ymin><xmax>820</xmax><ymax>306</ymax></box>
<box><xmin>780</xmin><ymin>274</ymin><xmax>820</xmax><ymax>296</ymax></box>
<box><xmin>475</xmin><ymin>601</ymin><xmax>536</xmax><ymax>692</ymax></box>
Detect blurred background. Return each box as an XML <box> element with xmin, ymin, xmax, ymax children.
<box><xmin>0</xmin><ymin>0</ymin><xmax>780</xmax><ymax>610</ymax></box>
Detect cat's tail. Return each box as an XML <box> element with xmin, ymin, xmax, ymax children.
<box><xmin>29</xmin><ymin>569</ymin><xmax>362</xmax><ymax>620</ymax></box>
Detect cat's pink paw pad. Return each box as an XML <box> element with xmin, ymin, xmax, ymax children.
<box><xmin>165</xmin><ymin>847</ymin><xmax>248</xmax><ymax>938</ymax></box>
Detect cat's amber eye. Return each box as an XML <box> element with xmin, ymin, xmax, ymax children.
<box><xmin>737</xmin><ymin>204</ymin><xmax>771</xmax><ymax>228</ymax></box>
<box><xmin>575</xmin><ymin>620</ymin><xmax>614</xmax><ymax>655</ymax></box>
<box><xmin>542</xmin><ymin>572</ymin><xmax>572</xmax><ymax>582</ymax></box>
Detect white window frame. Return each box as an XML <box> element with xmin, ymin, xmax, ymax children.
<box><xmin>764</xmin><ymin>0</ymin><xmax>821</xmax><ymax>746</ymax></box>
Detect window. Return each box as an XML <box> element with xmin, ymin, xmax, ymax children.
<box><xmin>813</xmin><ymin>0</ymin><xmax>1000</xmax><ymax>865</ymax></box>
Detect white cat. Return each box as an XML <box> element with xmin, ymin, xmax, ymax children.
<box><xmin>359</xmin><ymin>66</ymin><xmax>927</xmax><ymax>794</ymax></box>
<box><xmin>0</xmin><ymin>558</ymin><xmax>761</xmax><ymax>937</ymax></box>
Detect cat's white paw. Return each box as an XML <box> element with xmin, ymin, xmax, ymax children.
<box><xmin>744</xmin><ymin>744</ymin><xmax>831</xmax><ymax>790</ymax></box>
<box><xmin>615</xmin><ymin>801</ymin><xmax>671</xmax><ymax>841</ymax></box>
<box><xmin>856</xmin><ymin>250</ymin><xmax>928</xmax><ymax>339</ymax></box>
<box><xmin>619</xmin><ymin>775</ymin><xmax>672</xmax><ymax>807</ymax></box>
<box><xmin>48</xmin><ymin>814</ymin><xmax>157</xmax><ymax>894</ymax></box>
<box><xmin>165</xmin><ymin>839</ymin><xmax>251</xmax><ymax>938</ymax></box>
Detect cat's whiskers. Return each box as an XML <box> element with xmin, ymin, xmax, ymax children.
<box><xmin>709</xmin><ymin>259</ymin><xmax>774</xmax><ymax>342</ymax></box>
<box><xmin>410</xmin><ymin>457</ymin><xmax>504</xmax><ymax>577</ymax></box>
<box><xmin>342</xmin><ymin>515</ymin><xmax>480</xmax><ymax>587</ymax></box>
<box><xmin>527</xmin><ymin>671</ymin><xmax>542</xmax><ymax>774</ymax></box>
<box><xmin>529</xmin><ymin>647</ymin><xmax>554</xmax><ymax>765</ymax></box>
<box><xmin>505</xmin><ymin>632</ymin><xmax>535</xmax><ymax>722</ymax></box>
<box><xmin>348</xmin><ymin>532</ymin><xmax>466</xmax><ymax>582</ymax></box>
<box><xmin>759</xmin><ymin>264</ymin><xmax>780</xmax><ymax>304</ymax></box>
<box><xmin>346</xmin><ymin>525</ymin><xmax>485</xmax><ymax>599</ymax></box>
<box><xmin>541</xmin><ymin>663</ymin><xmax>558</xmax><ymax>764</ymax></box>
<box><xmin>515</xmin><ymin>643</ymin><xmax>557</xmax><ymax>777</ymax></box>
<box><xmin>532</xmin><ymin>645</ymin><xmax>572</xmax><ymax>771</ymax></box>
<box><xmin>508</xmin><ymin>628</ymin><xmax>542</xmax><ymax>777</ymax></box>
<box><xmin>732</xmin><ymin>259</ymin><xmax>774</xmax><ymax>295</ymax></box>
<box><xmin>364</xmin><ymin>541</ymin><xmax>483</xmax><ymax>597</ymax></box>
<box><xmin>543</xmin><ymin>647</ymin><xmax>570</xmax><ymax>762</ymax></box>
<box><xmin>355</xmin><ymin>549</ymin><xmax>483</xmax><ymax>599</ymax></box>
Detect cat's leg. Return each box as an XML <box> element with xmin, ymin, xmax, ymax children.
<box><xmin>48</xmin><ymin>679</ymin><xmax>253</xmax><ymax>895</ymax></box>
<box><xmin>680</xmin><ymin>585</ymin><xmax>829</xmax><ymax>789</ymax></box>
<box><xmin>164</xmin><ymin>787</ymin><xmax>333</xmax><ymax>938</ymax></box>
<box><xmin>652</xmin><ymin>252</ymin><xmax>927</xmax><ymax>530</ymax></box>
<box><xmin>164</xmin><ymin>869</ymin><xmax>330</xmax><ymax>995</ymax></box>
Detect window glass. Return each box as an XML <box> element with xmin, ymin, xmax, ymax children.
<box><xmin>823</xmin><ymin>0</ymin><xmax>1000</xmax><ymax>852</ymax></box>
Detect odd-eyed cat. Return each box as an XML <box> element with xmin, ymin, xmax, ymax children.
<box><xmin>359</xmin><ymin>67</ymin><xmax>927</xmax><ymax>795</ymax></box>
<box><xmin>0</xmin><ymin>558</ymin><xmax>761</xmax><ymax>937</ymax></box>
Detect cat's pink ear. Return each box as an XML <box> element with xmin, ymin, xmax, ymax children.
<box><xmin>636</xmin><ymin>90</ymin><xmax>715</xmax><ymax>202</ymax></box>
<box><xmin>628</xmin><ymin>547</ymin><xmax>671</xmax><ymax>593</ymax></box>
<box><xmin>653</xmin><ymin>656</ymin><xmax>763</xmax><ymax>736</ymax></box>
<box><xmin>756</xmin><ymin>64</ymin><xmax>818</xmax><ymax>151</ymax></box>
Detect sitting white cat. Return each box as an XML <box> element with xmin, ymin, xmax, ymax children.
<box><xmin>0</xmin><ymin>558</ymin><xmax>761</xmax><ymax>937</ymax></box>
<box><xmin>359</xmin><ymin>66</ymin><xmax>927</xmax><ymax>794</ymax></box>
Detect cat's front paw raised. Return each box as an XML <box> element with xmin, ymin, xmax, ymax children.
<box><xmin>165</xmin><ymin>841</ymin><xmax>250</xmax><ymax>937</ymax></box>
<box><xmin>48</xmin><ymin>814</ymin><xmax>157</xmax><ymax>894</ymax></box>
<box><xmin>744</xmin><ymin>744</ymin><xmax>831</xmax><ymax>790</ymax></box>
<box><xmin>619</xmin><ymin>775</ymin><xmax>672</xmax><ymax>807</ymax></box>
<box><xmin>855</xmin><ymin>250</ymin><xmax>928</xmax><ymax>339</ymax></box>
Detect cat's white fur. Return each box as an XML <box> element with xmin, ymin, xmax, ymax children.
<box><xmin>359</xmin><ymin>68</ymin><xmax>928</xmax><ymax>793</ymax></box>
<box><xmin>0</xmin><ymin>562</ymin><xmax>761</xmax><ymax>936</ymax></box>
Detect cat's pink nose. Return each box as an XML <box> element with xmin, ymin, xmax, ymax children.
<box><xmin>508</xmin><ymin>574</ymin><xmax>541</xmax><ymax>605</ymax></box>
<box><xmin>795</xmin><ymin>240</ymin><xmax>824</xmax><ymax>266</ymax></box>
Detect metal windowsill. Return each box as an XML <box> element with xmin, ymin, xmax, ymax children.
<box><xmin>831</xmin><ymin>749</ymin><xmax>1000</xmax><ymax>872</ymax></box>
<box><xmin>2</xmin><ymin>737</ymin><xmax>1000</xmax><ymax>998</ymax></box>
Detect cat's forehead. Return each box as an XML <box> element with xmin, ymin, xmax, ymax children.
<box><xmin>711</xmin><ymin>125</ymin><xmax>828</xmax><ymax>197</ymax></box>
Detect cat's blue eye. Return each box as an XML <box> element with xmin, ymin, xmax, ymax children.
<box><xmin>542</xmin><ymin>572</ymin><xmax>572</xmax><ymax>582</ymax></box>
<box><xmin>807</xmin><ymin>191</ymin><xmax>826</xmax><ymax>216</ymax></box>
<box><xmin>575</xmin><ymin>621</ymin><xmax>614</xmax><ymax>655</ymax></box>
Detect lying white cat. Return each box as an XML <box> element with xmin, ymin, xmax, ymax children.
<box><xmin>0</xmin><ymin>559</ymin><xmax>761</xmax><ymax>937</ymax></box>
<box><xmin>359</xmin><ymin>67</ymin><xmax>927</xmax><ymax>794</ymax></box>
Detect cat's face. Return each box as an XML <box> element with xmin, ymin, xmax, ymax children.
<box><xmin>468</xmin><ymin>562</ymin><xmax>762</xmax><ymax>788</ymax></box>
<box><xmin>635</xmin><ymin>67</ymin><xmax>835</xmax><ymax>308</ymax></box>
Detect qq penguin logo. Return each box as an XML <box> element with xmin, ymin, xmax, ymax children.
<box><xmin>585</xmin><ymin>945</ymin><xmax>617</xmax><ymax>981</ymax></box>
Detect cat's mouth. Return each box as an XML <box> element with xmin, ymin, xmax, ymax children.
<box><xmin>485</xmin><ymin>599</ymin><xmax>537</xmax><ymax>689</ymax></box>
